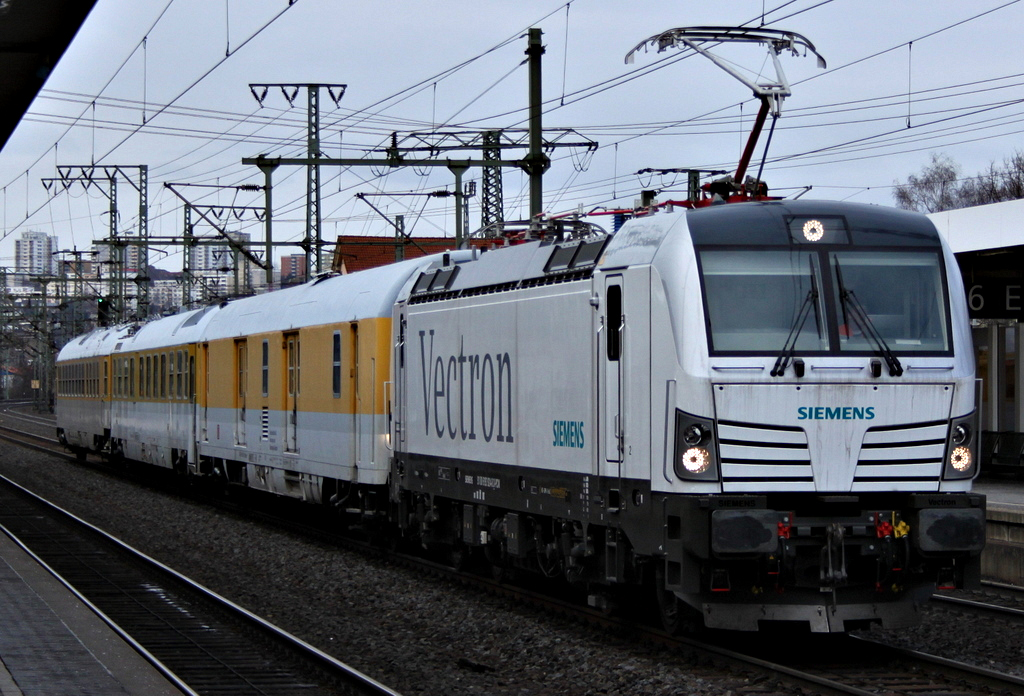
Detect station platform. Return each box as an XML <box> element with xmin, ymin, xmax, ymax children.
<box><xmin>975</xmin><ymin>479</ymin><xmax>1024</xmax><ymax>510</ymax></box>
<box><xmin>0</xmin><ymin>530</ymin><xmax>187</xmax><ymax>696</ymax></box>
<box><xmin>974</xmin><ymin>480</ymin><xmax>1024</xmax><ymax>588</ymax></box>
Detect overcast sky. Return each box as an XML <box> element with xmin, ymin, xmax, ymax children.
<box><xmin>1</xmin><ymin>0</ymin><xmax>1022</xmax><ymax>271</ymax></box>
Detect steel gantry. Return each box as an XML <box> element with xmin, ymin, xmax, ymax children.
<box><xmin>242</xmin><ymin>29</ymin><xmax>597</xmax><ymax>250</ymax></box>
<box><xmin>249</xmin><ymin>83</ymin><xmax>346</xmax><ymax>278</ymax></box>
<box><xmin>42</xmin><ymin>164</ymin><xmax>150</xmax><ymax>323</ymax></box>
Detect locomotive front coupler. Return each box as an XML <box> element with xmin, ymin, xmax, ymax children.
<box><xmin>820</xmin><ymin>521</ymin><xmax>848</xmax><ymax>589</ymax></box>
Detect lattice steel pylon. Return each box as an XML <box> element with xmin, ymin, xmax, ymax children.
<box><xmin>481</xmin><ymin>130</ymin><xmax>504</xmax><ymax>231</ymax></box>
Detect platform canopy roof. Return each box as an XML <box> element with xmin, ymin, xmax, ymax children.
<box><xmin>0</xmin><ymin>0</ymin><xmax>98</xmax><ymax>152</ymax></box>
<box><xmin>929</xmin><ymin>198</ymin><xmax>1024</xmax><ymax>255</ymax></box>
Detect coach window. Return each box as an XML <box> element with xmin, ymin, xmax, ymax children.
<box><xmin>287</xmin><ymin>334</ymin><xmax>300</xmax><ymax>397</ymax></box>
<box><xmin>177</xmin><ymin>350</ymin><xmax>184</xmax><ymax>398</ymax></box>
<box><xmin>261</xmin><ymin>340</ymin><xmax>269</xmax><ymax>397</ymax></box>
<box><xmin>332</xmin><ymin>331</ymin><xmax>341</xmax><ymax>398</ymax></box>
<box><xmin>160</xmin><ymin>353</ymin><xmax>167</xmax><ymax>398</ymax></box>
<box><xmin>130</xmin><ymin>357</ymin><xmax>135</xmax><ymax>398</ymax></box>
<box><xmin>190</xmin><ymin>355</ymin><xmax>196</xmax><ymax>400</ymax></box>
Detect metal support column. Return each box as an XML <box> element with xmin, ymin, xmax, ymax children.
<box><xmin>182</xmin><ymin>203</ymin><xmax>194</xmax><ymax>308</ymax></box>
<box><xmin>481</xmin><ymin>130</ymin><xmax>504</xmax><ymax>230</ymax></box>
<box><xmin>395</xmin><ymin>215</ymin><xmax>405</xmax><ymax>262</ymax></box>
<box><xmin>135</xmin><ymin>165</ymin><xmax>150</xmax><ymax>318</ymax></box>
<box><xmin>306</xmin><ymin>85</ymin><xmax>321</xmax><ymax>277</ymax></box>
<box><xmin>259</xmin><ymin>159</ymin><xmax>278</xmax><ymax>288</ymax></box>
<box><xmin>1016</xmin><ymin>324</ymin><xmax>1024</xmax><ymax>432</ymax></box>
<box><xmin>108</xmin><ymin>176</ymin><xmax>123</xmax><ymax>324</ymax></box>
<box><xmin>450</xmin><ymin>165</ymin><xmax>467</xmax><ymax>248</ymax></box>
<box><xmin>988</xmin><ymin>323</ymin><xmax>1004</xmax><ymax>431</ymax></box>
<box><xmin>524</xmin><ymin>28</ymin><xmax>549</xmax><ymax>221</ymax></box>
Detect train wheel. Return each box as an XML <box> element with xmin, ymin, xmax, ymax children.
<box><xmin>491</xmin><ymin>562</ymin><xmax>516</xmax><ymax>584</ymax></box>
<box><xmin>655</xmin><ymin>563</ymin><xmax>699</xmax><ymax>635</ymax></box>
<box><xmin>449</xmin><ymin>543</ymin><xmax>469</xmax><ymax>572</ymax></box>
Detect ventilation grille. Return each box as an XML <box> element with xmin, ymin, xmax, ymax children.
<box><xmin>853</xmin><ymin>420</ymin><xmax>946</xmax><ymax>489</ymax></box>
<box><xmin>718</xmin><ymin>421</ymin><xmax>813</xmax><ymax>490</ymax></box>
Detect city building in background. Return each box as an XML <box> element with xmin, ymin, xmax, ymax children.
<box><xmin>14</xmin><ymin>230</ymin><xmax>58</xmax><ymax>279</ymax></box>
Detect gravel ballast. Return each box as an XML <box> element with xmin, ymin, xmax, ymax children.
<box><xmin>1</xmin><ymin>441</ymin><xmax>1021</xmax><ymax>694</ymax></box>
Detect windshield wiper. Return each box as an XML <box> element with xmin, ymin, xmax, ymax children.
<box><xmin>771</xmin><ymin>269</ymin><xmax>818</xmax><ymax>377</ymax></box>
<box><xmin>833</xmin><ymin>257</ymin><xmax>904</xmax><ymax>377</ymax></box>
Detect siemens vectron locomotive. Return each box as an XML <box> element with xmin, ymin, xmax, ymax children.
<box><xmin>56</xmin><ymin>199</ymin><xmax>985</xmax><ymax>632</ymax></box>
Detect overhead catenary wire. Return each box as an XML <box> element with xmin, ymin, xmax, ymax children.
<box><xmin>5</xmin><ymin>0</ymin><xmax>1024</xmax><ymax>262</ymax></box>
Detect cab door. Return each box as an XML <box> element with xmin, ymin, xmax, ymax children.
<box><xmin>393</xmin><ymin>313</ymin><xmax>407</xmax><ymax>451</ymax></box>
<box><xmin>601</xmin><ymin>276</ymin><xmax>624</xmax><ymax>476</ymax></box>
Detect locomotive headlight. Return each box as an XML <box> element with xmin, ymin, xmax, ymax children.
<box><xmin>681</xmin><ymin>447</ymin><xmax>711</xmax><ymax>474</ymax></box>
<box><xmin>682</xmin><ymin>423</ymin><xmax>706</xmax><ymax>447</ymax></box>
<box><xmin>951</xmin><ymin>424</ymin><xmax>970</xmax><ymax>446</ymax></box>
<box><xmin>949</xmin><ymin>446</ymin><xmax>972</xmax><ymax>472</ymax></box>
<box><xmin>674</xmin><ymin>411</ymin><xmax>720</xmax><ymax>482</ymax></box>
<box><xmin>943</xmin><ymin>412</ymin><xmax>977</xmax><ymax>480</ymax></box>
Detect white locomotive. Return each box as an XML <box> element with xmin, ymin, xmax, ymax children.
<box><xmin>56</xmin><ymin>199</ymin><xmax>985</xmax><ymax>632</ymax></box>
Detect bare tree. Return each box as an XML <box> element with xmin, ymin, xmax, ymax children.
<box><xmin>893</xmin><ymin>154</ymin><xmax>962</xmax><ymax>212</ymax></box>
<box><xmin>894</xmin><ymin>151</ymin><xmax>1024</xmax><ymax>212</ymax></box>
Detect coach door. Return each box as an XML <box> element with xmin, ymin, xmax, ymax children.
<box><xmin>601</xmin><ymin>276</ymin><xmax>624</xmax><ymax>474</ymax></box>
<box><xmin>349</xmin><ymin>322</ymin><xmax>361</xmax><ymax>467</ymax></box>
<box><xmin>234</xmin><ymin>339</ymin><xmax>247</xmax><ymax>446</ymax></box>
<box><xmin>200</xmin><ymin>343</ymin><xmax>209</xmax><ymax>441</ymax></box>
<box><xmin>284</xmin><ymin>332</ymin><xmax>299</xmax><ymax>452</ymax></box>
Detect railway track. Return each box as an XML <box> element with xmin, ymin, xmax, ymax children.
<box><xmin>3</xmin><ymin>418</ymin><xmax>1024</xmax><ymax>695</ymax></box>
<box><xmin>933</xmin><ymin>585</ymin><xmax>1024</xmax><ymax>623</ymax></box>
<box><xmin>0</xmin><ymin>473</ymin><xmax>401</xmax><ymax>696</ymax></box>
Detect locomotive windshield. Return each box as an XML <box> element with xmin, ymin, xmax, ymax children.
<box><xmin>699</xmin><ymin>248</ymin><xmax>952</xmax><ymax>355</ymax></box>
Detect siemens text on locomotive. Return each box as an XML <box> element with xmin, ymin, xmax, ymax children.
<box><xmin>55</xmin><ymin>199</ymin><xmax>985</xmax><ymax>632</ymax></box>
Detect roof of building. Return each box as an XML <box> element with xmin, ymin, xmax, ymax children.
<box><xmin>0</xmin><ymin>0</ymin><xmax>99</xmax><ymax>152</ymax></box>
<box><xmin>332</xmin><ymin>235</ymin><xmax>496</xmax><ymax>274</ymax></box>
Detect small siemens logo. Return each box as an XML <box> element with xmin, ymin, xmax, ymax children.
<box><xmin>553</xmin><ymin>420</ymin><xmax>585</xmax><ymax>448</ymax></box>
<box><xmin>798</xmin><ymin>406</ymin><xmax>875</xmax><ymax>420</ymax></box>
